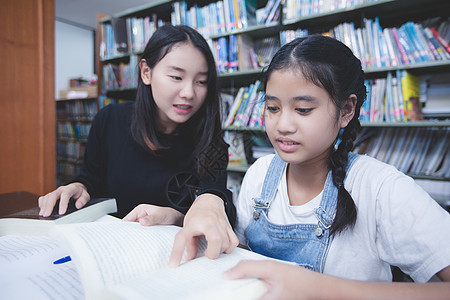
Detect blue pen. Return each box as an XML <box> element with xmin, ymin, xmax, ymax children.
<box><xmin>53</xmin><ymin>256</ymin><xmax>72</xmax><ymax>264</ymax></box>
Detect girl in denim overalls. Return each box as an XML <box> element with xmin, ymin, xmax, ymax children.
<box><xmin>225</xmin><ymin>35</ymin><xmax>450</xmax><ymax>298</ymax></box>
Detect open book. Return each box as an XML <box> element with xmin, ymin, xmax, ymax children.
<box><xmin>51</xmin><ymin>222</ymin><xmax>269</xmax><ymax>300</ymax></box>
<box><xmin>0</xmin><ymin>215</ymin><xmax>119</xmax><ymax>300</ymax></box>
<box><xmin>0</xmin><ymin>197</ymin><xmax>117</xmax><ymax>236</ymax></box>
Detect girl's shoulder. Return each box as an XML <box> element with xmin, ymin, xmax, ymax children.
<box><xmin>97</xmin><ymin>101</ymin><xmax>133</xmax><ymax>117</ymax></box>
<box><xmin>94</xmin><ymin>102</ymin><xmax>134</xmax><ymax>123</ymax></box>
<box><xmin>350</xmin><ymin>154</ymin><xmax>404</xmax><ymax>177</ymax></box>
<box><xmin>346</xmin><ymin>154</ymin><xmax>416</xmax><ymax>192</ymax></box>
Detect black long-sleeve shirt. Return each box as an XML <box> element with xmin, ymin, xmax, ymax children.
<box><xmin>72</xmin><ymin>102</ymin><xmax>235</xmax><ymax>224</ymax></box>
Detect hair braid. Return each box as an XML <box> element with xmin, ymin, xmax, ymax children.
<box><xmin>329</xmin><ymin>118</ymin><xmax>360</xmax><ymax>235</ymax></box>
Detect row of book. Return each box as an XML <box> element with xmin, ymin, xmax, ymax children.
<box><xmin>171</xmin><ymin>0</ymin><xmax>259</xmax><ymax>37</ymax></box>
<box><xmin>222</xmin><ymin>70</ymin><xmax>437</xmax><ymax>127</ymax></box>
<box><xmin>354</xmin><ymin>127</ymin><xmax>449</xmax><ymax>178</ymax></box>
<box><xmin>100</xmin><ymin>16</ymin><xmax>168</xmax><ymax>59</ymax></box>
<box><xmin>102</xmin><ymin>55</ymin><xmax>138</xmax><ymax>91</ymax></box>
<box><xmin>56</xmin><ymin>161</ymin><xmax>82</xmax><ymax>185</ymax></box>
<box><xmin>283</xmin><ymin>0</ymin><xmax>377</xmax><ymax>21</ymax></box>
<box><xmin>56</xmin><ymin>141</ymin><xmax>86</xmax><ymax>164</ymax></box>
<box><xmin>360</xmin><ymin>70</ymin><xmax>422</xmax><ymax>123</ymax></box>
<box><xmin>56</xmin><ymin>100</ymin><xmax>97</xmax><ymax>122</ymax></box>
<box><xmin>281</xmin><ymin>18</ymin><xmax>450</xmax><ymax>69</ymax></box>
<box><xmin>225</xmin><ymin>126</ymin><xmax>449</xmax><ymax>180</ymax></box>
<box><xmin>223</xmin><ymin>81</ymin><xmax>265</xmax><ymax>128</ymax></box>
<box><xmin>100</xmin><ymin>0</ymin><xmax>282</xmax><ymax>59</ymax></box>
<box><xmin>212</xmin><ymin>35</ymin><xmax>280</xmax><ymax>73</ymax></box>
<box><xmin>98</xmin><ymin>96</ymin><xmax>131</xmax><ymax>110</ymax></box>
<box><xmin>57</xmin><ymin>122</ymin><xmax>92</xmax><ymax>142</ymax></box>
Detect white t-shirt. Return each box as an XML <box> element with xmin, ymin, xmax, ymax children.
<box><xmin>234</xmin><ymin>154</ymin><xmax>450</xmax><ymax>282</ymax></box>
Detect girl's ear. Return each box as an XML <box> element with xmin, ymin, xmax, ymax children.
<box><xmin>140</xmin><ymin>59</ymin><xmax>152</xmax><ymax>85</ymax></box>
<box><xmin>339</xmin><ymin>94</ymin><xmax>357</xmax><ymax>128</ymax></box>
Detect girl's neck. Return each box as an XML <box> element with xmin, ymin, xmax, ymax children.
<box><xmin>286</xmin><ymin>158</ymin><xmax>329</xmax><ymax>206</ymax></box>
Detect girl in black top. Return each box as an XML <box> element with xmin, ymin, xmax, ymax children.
<box><xmin>39</xmin><ymin>25</ymin><xmax>236</xmax><ymax>233</ymax></box>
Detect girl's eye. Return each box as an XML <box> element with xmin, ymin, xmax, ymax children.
<box><xmin>266</xmin><ymin>106</ymin><xmax>279</xmax><ymax>112</ymax></box>
<box><xmin>296</xmin><ymin>108</ymin><xmax>312</xmax><ymax>114</ymax></box>
<box><xmin>197</xmin><ymin>80</ymin><xmax>207</xmax><ymax>85</ymax></box>
<box><xmin>170</xmin><ymin>76</ymin><xmax>182</xmax><ymax>80</ymax></box>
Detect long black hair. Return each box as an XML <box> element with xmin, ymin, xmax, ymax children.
<box><xmin>131</xmin><ymin>25</ymin><xmax>224</xmax><ymax>175</ymax></box>
<box><xmin>264</xmin><ymin>35</ymin><xmax>366</xmax><ymax>235</ymax></box>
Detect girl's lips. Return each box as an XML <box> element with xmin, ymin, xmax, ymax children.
<box><xmin>276</xmin><ymin>139</ymin><xmax>300</xmax><ymax>152</ymax></box>
<box><xmin>173</xmin><ymin>104</ymin><xmax>193</xmax><ymax>114</ymax></box>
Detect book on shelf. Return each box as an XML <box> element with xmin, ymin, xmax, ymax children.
<box><xmin>264</xmin><ymin>0</ymin><xmax>281</xmax><ymax>24</ymax></box>
<box><xmin>237</xmin><ymin>34</ymin><xmax>257</xmax><ymax>71</ymax></box>
<box><xmin>224</xmin><ymin>86</ymin><xmax>245</xmax><ymax>126</ymax></box>
<box><xmin>225</xmin><ymin>131</ymin><xmax>248</xmax><ymax>167</ymax></box>
<box><xmin>111</xmin><ymin>17</ymin><xmax>128</xmax><ymax>53</ymax></box>
<box><xmin>422</xmin><ymin>128</ymin><xmax>449</xmax><ymax>176</ymax></box>
<box><xmin>50</xmin><ymin>222</ymin><xmax>269</xmax><ymax>299</ymax></box>
<box><xmin>409</xmin><ymin>97</ymin><xmax>424</xmax><ymax>121</ymax></box>
<box><xmin>0</xmin><ymin>198</ymin><xmax>117</xmax><ymax>236</ymax></box>
<box><xmin>400</xmin><ymin>70</ymin><xmax>420</xmax><ymax>122</ymax></box>
<box><xmin>258</xmin><ymin>0</ymin><xmax>276</xmax><ymax>24</ymax></box>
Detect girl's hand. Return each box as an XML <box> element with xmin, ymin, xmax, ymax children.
<box><xmin>225</xmin><ymin>261</ymin><xmax>450</xmax><ymax>300</ymax></box>
<box><xmin>38</xmin><ymin>182</ymin><xmax>90</xmax><ymax>217</ymax></box>
<box><xmin>123</xmin><ymin>204</ymin><xmax>184</xmax><ymax>226</ymax></box>
<box><xmin>169</xmin><ymin>193</ymin><xmax>239</xmax><ymax>267</ymax></box>
<box><xmin>224</xmin><ymin>260</ymin><xmax>322</xmax><ymax>300</ymax></box>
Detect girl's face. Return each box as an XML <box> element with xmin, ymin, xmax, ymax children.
<box><xmin>140</xmin><ymin>42</ymin><xmax>209</xmax><ymax>134</ymax></box>
<box><xmin>264</xmin><ymin>69</ymin><xmax>353</xmax><ymax>168</ymax></box>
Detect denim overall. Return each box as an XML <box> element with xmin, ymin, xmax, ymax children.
<box><xmin>245</xmin><ymin>153</ymin><xmax>359</xmax><ymax>272</ymax></box>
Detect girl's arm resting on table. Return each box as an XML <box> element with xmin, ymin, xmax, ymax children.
<box><xmin>224</xmin><ymin>261</ymin><xmax>450</xmax><ymax>300</ymax></box>
<box><xmin>169</xmin><ymin>193</ymin><xmax>239</xmax><ymax>267</ymax></box>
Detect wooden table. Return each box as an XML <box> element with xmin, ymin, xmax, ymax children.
<box><xmin>0</xmin><ymin>191</ymin><xmax>39</xmax><ymax>216</ymax></box>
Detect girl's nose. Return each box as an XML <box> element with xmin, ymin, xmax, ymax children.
<box><xmin>179</xmin><ymin>82</ymin><xmax>194</xmax><ymax>99</ymax></box>
<box><xmin>276</xmin><ymin>111</ymin><xmax>297</xmax><ymax>134</ymax></box>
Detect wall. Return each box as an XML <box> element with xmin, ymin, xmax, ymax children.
<box><xmin>55</xmin><ymin>21</ymin><xmax>95</xmax><ymax>98</ymax></box>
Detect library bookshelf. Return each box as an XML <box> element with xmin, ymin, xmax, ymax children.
<box><xmin>56</xmin><ymin>97</ymin><xmax>98</xmax><ymax>185</ymax></box>
<box><xmin>96</xmin><ymin>0</ymin><xmax>450</xmax><ymax>204</ymax></box>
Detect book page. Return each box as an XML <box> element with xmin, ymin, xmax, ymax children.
<box><xmin>1</xmin><ymin>263</ymin><xmax>84</xmax><ymax>300</ymax></box>
<box><xmin>51</xmin><ymin>222</ymin><xmax>193</xmax><ymax>298</ymax></box>
<box><xmin>102</xmin><ymin>247</ymin><xmax>268</xmax><ymax>300</ymax></box>
<box><xmin>0</xmin><ymin>235</ymin><xmax>68</xmax><ymax>280</ymax></box>
<box><xmin>0</xmin><ymin>235</ymin><xmax>84</xmax><ymax>299</ymax></box>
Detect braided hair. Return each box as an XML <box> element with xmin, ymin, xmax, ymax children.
<box><xmin>264</xmin><ymin>35</ymin><xmax>366</xmax><ymax>235</ymax></box>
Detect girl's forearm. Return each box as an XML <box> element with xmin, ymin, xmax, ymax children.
<box><xmin>319</xmin><ymin>274</ymin><xmax>450</xmax><ymax>300</ymax></box>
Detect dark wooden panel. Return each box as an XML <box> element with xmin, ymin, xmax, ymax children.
<box><xmin>0</xmin><ymin>0</ymin><xmax>55</xmax><ymax>195</ymax></box>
